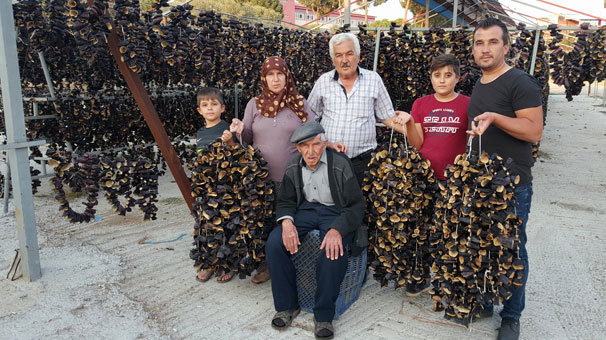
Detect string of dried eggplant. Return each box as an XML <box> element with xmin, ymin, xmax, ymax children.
<box><xmin>429</xmin><ymin>150</ymin><xmax>524</xmax><ymax>325</ymax></box>
<box><xmin>189</xmin><ymin>139</ymin><xmax>274</xmax><ymax>279</ymax></box>
<box><xmin>363</xmin><ymin>128</ymin><xmax>437</xmax><ymax>289</ymax></box>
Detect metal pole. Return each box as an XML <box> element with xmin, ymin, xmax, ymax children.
<box><xmin>2</xmin><ymin>162</ymin><xmax>10</xmax><ymax>214</ymax></box>
<box><xmin>373</xmin><ymin>29</ymin><xmax>381</xmax><ymax>72</ymax></box>
<box><xmin>38</xmin><ymin>52</ymin><xmax>58</xmax><ymax>110</ymax></box>
<box><xmin>452</xmin><ymin>0</ymin><xmax>459</xmax><ymax>28</ymax></box>
<box><xmin>234</xmin><ymin>83</ymin><xmax>239</xmax><ymax>120</ymax></box>
<box><xmin>528</xmin><ymin>28</ymin><xmax>541</xmax><ymax>76</ymax></box>
<box><xmin>344</xmin><ymin>0</ymin><xmax>351</xmax><ymax>27</ymax></box>
<box><xmin>0</xmin><ymin>1</ymin><xmax>42</xmax><ymax>281</ymax></box>
<box><xmin>38</xmin><ymin>52</ymin><xmax>56</xmax><ymax>100</ymax></box>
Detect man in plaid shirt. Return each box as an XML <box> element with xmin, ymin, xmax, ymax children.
<box><xmin>307</xmin><ymin>32</ymin><xmax>405</xmax><ymax>185</ymax></box>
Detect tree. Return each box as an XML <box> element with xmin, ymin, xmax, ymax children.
<box><xmin>371</xmin><ymin>0</ymin><xmax>390</xmax><ymax>6</ymax></box>
<box><xmin>190</xmin><ymin>0</ymin><xmax>282</xmax><ymax>19</ymax></box>
<box><xmin>249</xmin><ymin>0</ymin><xmax>283</xmax><ymax>14</ymax></box>
<box><xmin>368</xmin><ymin>18</ymin><xmax>404</xmax><ymax>28</ymax></box>
<box><xmin>298</xmin><ymin>0</ymin><xmax>341</xmax><ymax>16</ymax></box>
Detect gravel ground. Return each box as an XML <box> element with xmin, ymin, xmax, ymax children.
<box><xmin>1</xmin><ymin>91</ymin><xmax>605</xmax><ymax>339</ymax></box>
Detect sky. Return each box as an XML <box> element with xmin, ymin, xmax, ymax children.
<box><xmin>362</xmin><ymin>0</ymin><xmax>606</xmax><ymax>24</ymax></box>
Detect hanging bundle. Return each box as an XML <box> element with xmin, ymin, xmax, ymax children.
<box><xmin>47</xmin><ymin>145</ymin><xmax>161</xmax><ymax>223</ymax></box>
<box><xmin>189</xmin><ymin>140</ymin><xmax>274</xmax><ymax>279</ymax></box>
<box><xmin>363</xmin><ymin>128</ymin><xmax>436</xmax><ymax>289</ymax></box>
<box><xmin>429</xmin><ymin>139</ymin><xmax>524</xmax><ymax>325</ymax></box>
<box><xmin>48</xmin><ymin>150</ymin><xmax>101</xmax><ymax>223</ymax></box>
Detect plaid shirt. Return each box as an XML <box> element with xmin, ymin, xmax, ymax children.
<box><xmin>307</xmin><ymin>67</ymin><xmax>395</xmax><ymax>158</ymax></box>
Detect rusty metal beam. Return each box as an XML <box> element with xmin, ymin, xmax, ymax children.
<box><xmin>105</xmin><ymin>31</ymin><xmax>194</xmax><ymax>211</ymax></box>
<box><xmin>88</xmin><ymin>0</ymin><xmax>194</xmax><ymax>212</ymax></box>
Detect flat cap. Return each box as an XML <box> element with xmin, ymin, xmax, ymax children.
<box><xmin>290</xmin><ymin>121</ymin><xmax>325</xmax><ymax>144</ymax></box>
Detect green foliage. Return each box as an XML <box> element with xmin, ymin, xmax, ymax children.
<box><xmin>190</xmin><ymin>0</ymin><xmax>282</xmax><ymax>19</ymax></box>
<box><xmin>298</xmin><ymin>0</ymin><xmax>341</xmax><ymax>16</ymax></box>
<box><xmin>249</xmin><ymin>0</ymin><xmax>283</xmax><ymax>14</ymax></box>
<box><xmin>371</xmin><ymin>0</ymin><xmax>390</xmax><ymax>6</ymax></box>
<box><xmin>368</xmin><ymin>18</ymin><xmax>404</xmax><ymax>28</ymax></box>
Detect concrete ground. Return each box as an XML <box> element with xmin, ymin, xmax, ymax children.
<box><xmin>1</xmin><ymin>91</ymin><xmax>606</xmax><ymax>339</ymax></box>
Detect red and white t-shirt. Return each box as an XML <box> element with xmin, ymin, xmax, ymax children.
<box><xmin>411</xmin><ymin>94</ymin><xmax>470</xmax><ymax>180</ymax></box>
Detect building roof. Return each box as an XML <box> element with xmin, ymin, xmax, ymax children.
<box><xmin>408</xmin><ymin>0</ymin><xmax>515</xmax><ymax>26</ymax></box>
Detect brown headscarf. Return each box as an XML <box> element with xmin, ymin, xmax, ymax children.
<box><xmin>255</xmin><ymin>56</ymin><xmax>308</xmax><ymax>122</ymax></box>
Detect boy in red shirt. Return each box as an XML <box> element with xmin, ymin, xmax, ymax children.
<box><xmin>398</xmin><ymin>54</ymin><xmax>469</xmax><ymax>181</ymax></box>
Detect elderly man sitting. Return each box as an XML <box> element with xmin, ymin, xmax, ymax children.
<box><xmin>266</xmin><ymin>121</ymin><xmax>366</xmax><ymax>339</ymax></box>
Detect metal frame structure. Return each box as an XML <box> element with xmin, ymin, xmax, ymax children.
<box><xmin>0</xmin><ymin>1</ymin><xmax>41</xmax><ymax>281</ymax></box>
<box><xmin>2</xmin><ymin>0</ymin><xmax>602</xmax><ymax>283</ymax></box>
<box><xmin>365</xmin><ymin>24</ymin><xmax>602</xmax><ymax>74</ymax></box>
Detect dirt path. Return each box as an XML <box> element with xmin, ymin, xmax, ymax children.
<box><xmin>1</xmin><ymin>92</ymin><xmax>605</xmax><ymax>339</ymax></box>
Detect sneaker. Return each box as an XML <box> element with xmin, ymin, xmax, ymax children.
<box><xmin>497</xmin><ymin>317</ymin><xmax>520</xmax><ymax>340</ymax></box>
<box><xmin>405</xmin><ymin>282</ymin><xmax>431</xmax><ymax>297</ymax></box>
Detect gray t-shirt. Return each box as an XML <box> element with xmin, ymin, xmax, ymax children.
<box><xmin>196</xmin><ymin>120</ymin><xmax>233</xmax><ymax>151</ymax></box>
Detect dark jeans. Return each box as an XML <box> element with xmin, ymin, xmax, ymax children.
<box><xmin>266</xmin><ymin>201</ymin><xmax>354</xmax><ymax>322</ymax></box>
<box><xmin>500</xmin><ymin>183</ymin><xmax>533</xmax><ymax>320</ymax></box>
<box><xmin>485</xmin><ymin>183</ymin><xmax>533</xmax><ymax>319</ymax></box>
<box><xmin>350</xmin><ymin>149</ymin><xmax>373</xmax><ymax>187</ymax></box>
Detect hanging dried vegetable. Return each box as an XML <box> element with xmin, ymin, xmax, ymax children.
<box><xmin>363</xmin><ymin>128</ymin><xmax>436</xmax><ymax>289</ymax></box>
<box><xmin>189</xmin><ymin>140</ymin><xmax>274</xmax><ymax>279</ymax></box>
<box><xmin>429</xmin><ymin>149</ymin><xmax>524</xmax><ymax>325</ymax></box>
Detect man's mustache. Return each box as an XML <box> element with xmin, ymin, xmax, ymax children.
<box><xmin>340</xmin><ymin>62</ymin><xmax>351</xmax><ymax>68</ymax></box>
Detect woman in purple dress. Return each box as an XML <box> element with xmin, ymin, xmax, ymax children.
<box><xmin>230</xmin><ymin>56</ymin><xmax>312</xmax><ymax>283</ymax></box>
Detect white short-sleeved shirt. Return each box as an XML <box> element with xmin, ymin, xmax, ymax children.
<box><xmin>307</xmin><ymin>67</ymin><xmax>395</xmax><ymax>158</ymax></box>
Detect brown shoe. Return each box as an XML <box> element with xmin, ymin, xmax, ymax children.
<box><xmin>252</xmin><ymin>268</ymin><xmax>270</xmax><ymax>284</ymax></box>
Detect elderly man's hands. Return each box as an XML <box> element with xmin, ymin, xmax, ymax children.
<box><xmin>281</xmin><ymin>219</ymin><xmax>300</xmax><ymax>254</ymax></box>
<box><xmin>394</xmin><ymin>110</ymin><xmax>413</xmax><ymax>125</ymax></box>
<box><xmin>327</xmin><ymin>141</ymin><xmax>347</xmax><ymax>153</ymax></box>
<box><xmin>320</xmin><ymin>229</ymin><xmax>343</xmax><ymax>260</ymax></box>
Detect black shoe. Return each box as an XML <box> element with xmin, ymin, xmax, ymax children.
<box><xmin>405</xmin><ymin>282</ymin><xmax>431</xmax><ymax>297</ymax></box>
<box><xmin>313</xmin><ymin>317</ymin><xmax>334</xmax><ymax>339</ymax></box>
<box><xmin>498</xmin><ymin>317</ymin><xmax>520</xmax><ymax>340</ymax></box>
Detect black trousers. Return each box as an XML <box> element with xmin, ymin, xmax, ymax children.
<box><xmin>350</xmin><ymin>149</ymin><xmax>373</xmax><ymax>187</ymax></box>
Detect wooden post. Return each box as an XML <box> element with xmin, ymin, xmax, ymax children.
<box><xmin>402</xmin><ymin>0</ymin><xmax>410</xmax><ymax>27</ymax></box>
<box><xmin>425</xmin><ymin>0</ymin><xmax>429</xmax><ymax>27</ymax></box>
<box><xmin>364</xmin><ymin>0</ymin><xmax>368</xmax><ymax>26</ymax></box>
